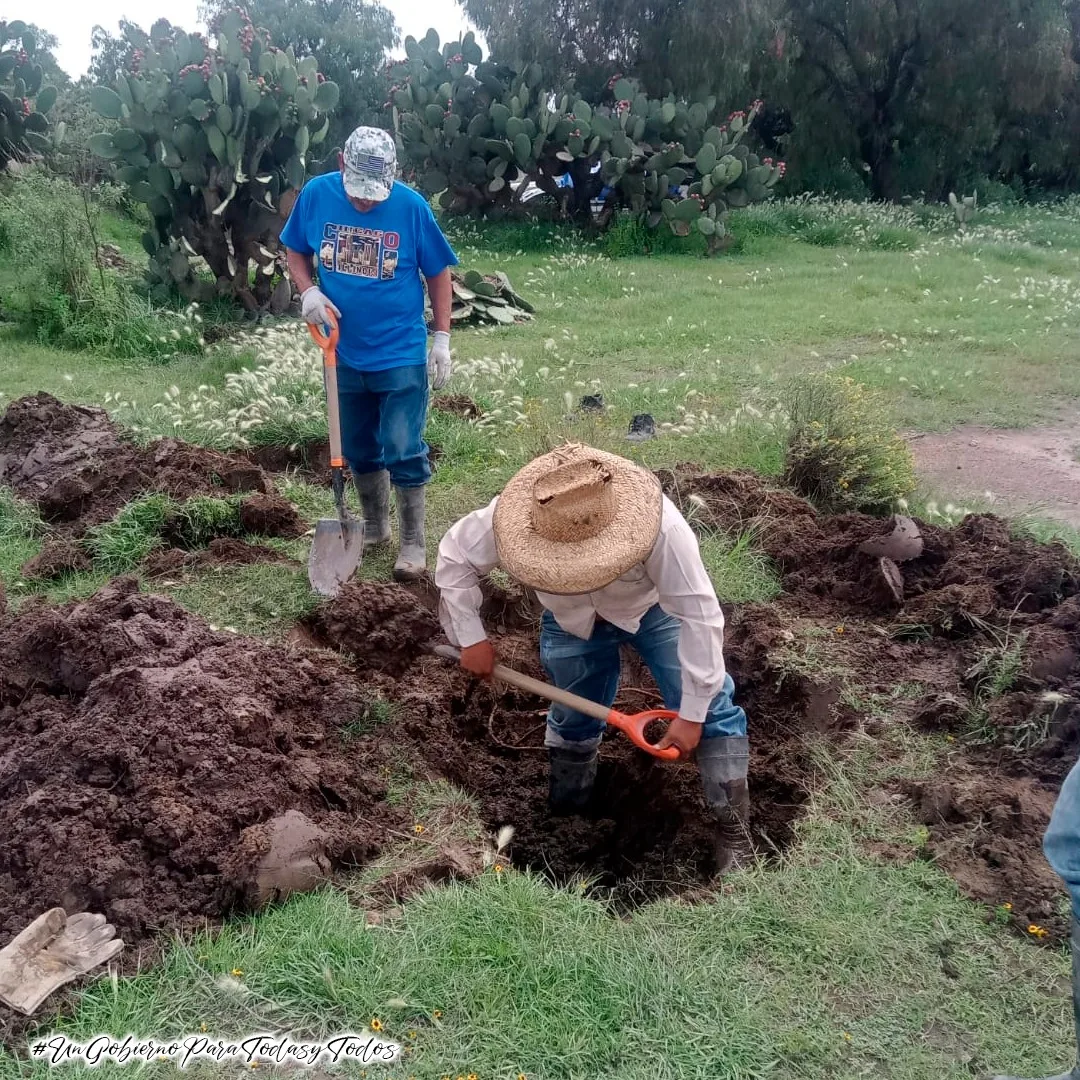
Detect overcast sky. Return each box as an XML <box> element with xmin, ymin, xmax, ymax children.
<box><xmin>35</xmin><ymin>0</ymin><xmax>482</xmax><ymax>79</ymax></box>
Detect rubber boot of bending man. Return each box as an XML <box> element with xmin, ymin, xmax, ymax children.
<box><xmin>698</xmin><ymin>734</ymin><xmax>751</xmax><ymax>873</ymax></box>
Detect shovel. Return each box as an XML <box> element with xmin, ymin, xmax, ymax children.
<box><xmin>433</xmin><ymin>644</ymin><xmax>680</xmax><ymax>761</ymax></box>
<box><xmin>308</xmin><ymin>312</ymin><xmax>365</xmax><ymax>597</ymax></box>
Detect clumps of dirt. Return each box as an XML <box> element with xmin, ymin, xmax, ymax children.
<box><xmin>431</xmin><ymin>393</ymin><xmax>483</xmax><ymax>420</ymax></box>
<box><xmin>663</xmin><ymin>466</ymin><xmax>1080</xmax><ymax>624</ymax></box>
<box><xmin>235</xmin><ymin>492</ymin><xmax>307</xmax><ymax>539</ymax></box>
<box><xmin>905</xmin><ymin>769</ymin><xmax>1065</xmax><ymax>937</ymax></box>
<box><xmin>142</xmin><ymin>538</ymin><xmax>295</xmax><ymax>579</ymax></box>
<box><xmin>0</xmin><ymin>577</ymin><xmax>407</xmax><ymax>944</ymax></box>
<box><xmin>19</xmin><ymin>539</ymin><xmax>92</xmax><ymax>581</ymax></box>
<box><xmin>302</xmin><ymin>580</ymin><xmax>442</xmax><ymax>675</ymax></box>
<box><xmin>0</xmin><ymin>392</ymin><xmax>274</xmax><ymax>534</ymax></box>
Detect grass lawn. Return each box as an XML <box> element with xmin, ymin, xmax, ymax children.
<box><xmin>1</xmin><ymin>197</ymin><xmax>1079</xmax><ymax>1078</ymax></box>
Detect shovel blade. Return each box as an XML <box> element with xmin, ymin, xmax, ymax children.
<box><xmin>308</xmin><ymin>516</ymin><xmax>366</xmax><ymax>597</ymax></box>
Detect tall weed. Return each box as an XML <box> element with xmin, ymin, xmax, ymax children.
<box><xmin>783</xmin><ymin>373</ymin><xmax>916</xmax><ymax>513</ymax></box>
<box><xmin>0</xmin><ymin>171</ymin><xmax>205</xmax><ymax>360</ymax></box>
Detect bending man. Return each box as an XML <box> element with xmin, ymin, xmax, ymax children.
<box><xmin>435</xmin><ymin>443</ymin><xmax>750</xmax><ymax>870</ymax></box>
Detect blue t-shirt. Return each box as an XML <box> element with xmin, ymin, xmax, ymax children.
<box><xmin>280</xmin><ymin>174</ymin><xmax>458</xmax><ymax>371</ymax></box>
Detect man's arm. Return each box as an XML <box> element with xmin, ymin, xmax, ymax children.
<box><xmin>435</xmin><ymin>499</ymin><xmax>503</xmax><ymax>675</ymax></box>
<box><xmin>644</xmin><ymin>499</ymin><xmax>729</xmax><ymax>757</ymax></box>
<box><xmin>426</xmin><ymin>266</ymin><xmax>452</xmax><ymax>333</ymax></box>
<box><xmin>286</xmin><ymin>247</ymin><xmax>340</xmax><ymax>326</ymax></box>
<box><xmin>285</xmin><ymin>248</ymin><xmax>315</xmax><ymax>293</ymax></box>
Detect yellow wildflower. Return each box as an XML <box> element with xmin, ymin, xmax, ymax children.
<box><xmin>1002</xmin><ymin>902</ymin><xmax>1013</xmax><ymax>911</ymax></box>
<box><xmin>494</xmin><ymin>863</ymin><xmax>504</xmax><ymax>874</ymax></box>
<box><xmin>370</xmin><ymin>1017</ymin><xmax>383</xmax><ymax>1032</ymax></box>
<box><xmin>230</xmin><ymin>968</ymin><xmax>244</xmax><ymax>977</ymax></box>
<box><xmin>413</xmin><ymin>823</ymin><xmax>425</xmax><ymax>835</ymax></box>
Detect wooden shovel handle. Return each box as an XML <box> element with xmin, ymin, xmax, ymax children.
<box><xmin>310</xmin><ymin>312</ymin><xmax>344</xmax><ymax>469</ymax></box>
<box><xmin>432</xmin><ymin>644</ymin><xmax>680</xmax><ymax>760</ymax></box>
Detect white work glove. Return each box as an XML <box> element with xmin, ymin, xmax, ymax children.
<box><xmin>300</xmin><ymin>286</ymin><xmax>341</xmax><ymax>327</ymax></box>
<box><xmin>428</xmin><ymin>330</ymin><xmax>452</xmax><ymax>390</ymax></box>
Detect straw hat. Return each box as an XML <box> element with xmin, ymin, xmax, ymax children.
<box><xmin>492</xmin><ymin>443</ymin><xmax>663</xmax><ymax>595</ymax></box>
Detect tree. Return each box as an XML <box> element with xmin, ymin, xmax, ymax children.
<box><xmin>461</xmin><ymin>0</ymin><xmax>771</xmax><ymax>101</ymax></box>
<box><xmin>200</xmin><ymin>0</ymin><xmax>397</xmax><ymax>145</ymax></box>
<box><xmin>777</xmin><ymin>0</ymin><xmax>1071</xmax><ymax>199</ymax></box>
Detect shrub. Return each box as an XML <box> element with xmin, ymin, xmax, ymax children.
<box><xmin>0</xmin><ymin>170</ymin><xmax>206</xmax><ymax>358</ymax></box>
<box><xmin>600</xmin><ymin>212</ymin><xmax>708</xmax><ymax>257</ymax></box>
<box><xmin>782</xmin><ymin>373</ymin><xmax>916</xmax><ymax>513</ymax></box>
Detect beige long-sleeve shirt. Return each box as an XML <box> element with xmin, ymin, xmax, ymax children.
<box><xmin>434</xmin><ymin>495</ymin><xmax>728</xmax><ymax>722</ymax></box>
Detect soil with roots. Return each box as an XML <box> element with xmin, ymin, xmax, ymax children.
<box><xmin>1</xmin><ymin>452</ymin><xmax>1078</xmax><ymax>984</ymax></box>
<box><xmin>0</xmin><ymin>393</ymin><xmax>277</xmax><ymax>533</ymax></box>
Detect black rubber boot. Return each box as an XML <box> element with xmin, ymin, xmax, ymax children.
<box><xmin>351</xmin><ymin>469</ymin><xmax>391</xmax><ymax>548</ymax></box>
<box><xmin>697</xmin><ymin>735</ymin><xmax>751</xmax><ymax>874</ymax></box>
<box><xmin>548</xmin><ymin>745</ymin><xmax>598</xmax><ymax>813</ymax></box>
<box><xmin>392</xmin><ymin>484</ymin><xmax>426</xmax><ymax>582</ymax></box>
<box><xmin>990</xmin><ymin>913</ymin><xmax>1080</xmax><ymax>1080</ymax></box>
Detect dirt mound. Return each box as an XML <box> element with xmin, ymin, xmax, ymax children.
<box><xmin>302</xmin><ymin>580</ymin><xmax>442</xmax><ymax>675</ymax></box>
<box><xmin>0</xmin><ymin>393</ymin><xmax>274</xmax><ymax>534</ymax></box>
<box><xmin>906</xmin><ymin>767</ymin><xmax>1065</xmax><ymax>936</ymax></box>
<box><xmin>662</xmin><ymin>467</ymin><xmax>1080</xmax><ymax>935</ymax></box>
<box><xmin>19</xmin><ymin>539</ymin><xmax>92</xmax><ymax>581</ymax></box>
<box><xmin>0</xmin><ymin>577</ymin><xmax>406</xmax><ymax>945</ymax></box>
<box><xmin>664</xmin><ymin>467</ymin><xmax>1080</xmax><ymax>622</ymax></box>
<box><xmin>142</xmin><ymin>538</ymin><xmax>296</xmax><ymax>578</ymax></box>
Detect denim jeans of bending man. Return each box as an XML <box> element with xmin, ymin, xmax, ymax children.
<box><xmin>539</xmin><ymin>603</ymin><xmax>747</xmax><ymax>749</ymax></box>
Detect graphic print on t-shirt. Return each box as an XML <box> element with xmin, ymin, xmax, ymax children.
<box><xmin>322</xmin><ymin>223</ymin><xmax>401</xmax><ymax>280</ymax></box>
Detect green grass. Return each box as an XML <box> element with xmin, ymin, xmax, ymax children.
<box><xmin>163</xmin><ymin>561</ymin><xmax>320</xmax><ymax>638</ymax></box>
<box><xmin>0</xmin><ymin>488</ymin><xmax>42</xmax><ymax>587</ymax></box>
<box><xmin>3</xmin><ymin>737</ymin><xmax>1072</xmax><ymax>1080</ymax></box>
<box><xmin>697</xmin><ymin>527</ymin><xmax>782</xmax><ymax>603</ymax></box>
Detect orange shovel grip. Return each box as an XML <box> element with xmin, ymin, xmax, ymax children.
<box><xmin>605</xmin><ymin>708</ymin><xmax>681</xmax><ymax>761</ymax></box>
<box><xmin>308</xmin><ymin>309</ymin><xmax>340</xmax><ymax>356</ymax></box>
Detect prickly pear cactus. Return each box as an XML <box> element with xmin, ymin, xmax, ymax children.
<box><xmin>88</xmin><ymin>7</ymin><xmax>340</xmax><ymax>311</ymax></box>
<box><xmin>0</xmin><ymin>20</ymin><xmax>60</xmax><ymax>166</ymax></box>
<box><xmin>388</xmin><ymin>31</ymin><xmax>782</xmax><ymax>245</ymax></box>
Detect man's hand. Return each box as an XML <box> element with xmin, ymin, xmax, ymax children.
<box><xmin>300</xmin><ymin>286</ymin><xmax>341</xmax><ymax>327</ymax></box>
<box><xmin>428</xmin><ymin>331</ymin><xmax>452</xmax><ymax>390</ymax></box>
<box><xmin>460</xmin><ymin>639</ymin><xmax>495</xmax><ymax>679</ymax></box>
<box><xmin>656</xmin><ymin>717</ymin><xmax>703</xmax><ymax>759</ymax></box>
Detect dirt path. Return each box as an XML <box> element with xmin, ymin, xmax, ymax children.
<box><xmin>909</xmin><ymin>417</ymin><xmax>1080</xmax><ymax>527</ymax></box>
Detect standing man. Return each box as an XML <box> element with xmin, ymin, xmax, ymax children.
<box><xmin>992</xmin><ymin>764</ymin><xmax>1080</xmax><ymax>1080</ymax></box>
<box><xmin>282</xmin><ymin>126</ymin><xmax>458</xmax><ymax>582</ymax></box>
<box><xmin>435</xmin><ymin>443</ymin><xmax>750</xmax><ymax>871</ymax></box>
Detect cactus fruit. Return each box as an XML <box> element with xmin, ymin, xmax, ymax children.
<box><xmin>89</xmin><ymin>9</ymin><xmax>339</xmax><ymax>312</ymax></box>
<box><xmin>0</xmin><ymin>21</ymin><xmax>57</xmax><ymax>165</ymax></box>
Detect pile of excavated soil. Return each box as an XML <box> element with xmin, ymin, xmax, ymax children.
<box><xmin>664</xmin><ymin>466</ymin><xmax>1080</xmax><ymax>939</ymax></box>
<box><xmin>0</xmin><ymin>393</ymin><xmax>282</xmax><ymax>535</ymax></box>
<box><xmin>0</xmin><ymin>577</ymin><xmax>407</xmax><ymax>945</ymax></box>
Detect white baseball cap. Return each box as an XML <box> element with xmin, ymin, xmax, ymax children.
<box><xmin>342</xmin><ymin>126</ymin><xmax>397</xmax><ymax>201</ymax></box>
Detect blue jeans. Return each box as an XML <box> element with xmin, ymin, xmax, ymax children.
<box><xmin>1045</xmin><ymin>757</ymin><xmax>1080</xmax><ymax>913</ymax></box>
<box><xmin>337</xmin><ymin>362</ymin><xmax>431</xmax><ymax>488</ymax></box>
<box><xmin>538</xmin><ymin>604</ymin><xmax>747</xmax><ymax>749</ymax></box>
